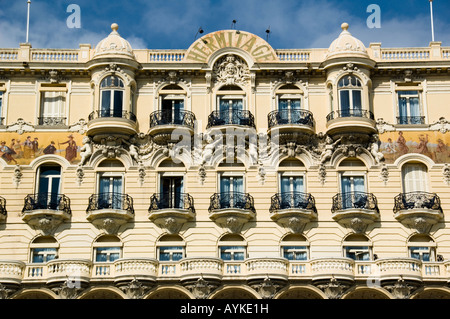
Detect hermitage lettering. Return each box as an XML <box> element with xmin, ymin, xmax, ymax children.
<box><xmin>185</xmin><ymin>30</ymin><xmax>277</xmax><ymax>63</ymax></box>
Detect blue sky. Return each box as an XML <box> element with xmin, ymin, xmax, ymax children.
<box><xmin>0</xmin><ymin>0</ymin><xmax>449</xmax><ymax>50</ymax></box>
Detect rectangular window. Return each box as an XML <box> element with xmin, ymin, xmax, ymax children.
<box><xmin>282</xmin><ymin>246</ymin><xmax>308</xmax><ymax>261</ymax></box>
<box><xmin>40</xmin><ymin>91</ymin><xmax>66</xmax><ymax>125</ymax></box>
<box><xmin>98</xmin><ymin>174</ymin><xmax>123</xmax><ymax>209</ymax></box>
<box><xmin>341</xmin><ymin>175</ymin><xmax>365</xmax><ymax>209</ymax></box>
<box><xmin>220</xmin><ymin>175</ymin><xmax>244</xmax><ymax>208</ymax></box>
<box><xmin>409</xmin><ymin>247</ymin><xmax>431</xmax><ymax>262</ymax></box>
<box><xmin>32</xmin><ymin>248</ymin><xmax>57</xmax><ymax>263</ymax></box>
<box><xmin>0</xmin><ymin>91</ymin><xmax>3</xmax><ymax>122</ymax></box>
<box><xmin>344</xmin><ymin>246</ymin><xmax>370</xmax><ymax>261</ymax></box>
<box><xmin>95</xmin><ymin>247</ymin><xmax>121</xmax><ymax>262</ymax></box>
<box><xmin>160</xmin><ymin>176</ymin><xmax>184</xmax><ymax>209</ymax></box>
<box><xmin>220</xmin><ymin>246</ymin><xmax>246</xmax><ymax>261</ymax></box>
<box><xmin>159</xmin><ymin>246</ymin><xmax>184</xmax><ymax>261</ymax></box>
<box><xmin>397</xmin><ymin>91</ymin><xmax>422</xmax><ymax>124</ymax></box>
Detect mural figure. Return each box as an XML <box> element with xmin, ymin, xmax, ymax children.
<box><xmin>396</xmin><ymin>131</ymin><xmax>409</xmax><ymax>156</ymax></box>
<box><xmin>43</xmin><ymin>141</ymin><xmax>57</xmax><ymax>155</ymax></box>
<box><xmin>0</xmin><ymin>141</ymin><xmax>17</xmax><ymax>164</ymax></box>
<box><xmin>59</xmin><ymin>135</ymin><xmax>78</xmax><ymax>163</ymax></box>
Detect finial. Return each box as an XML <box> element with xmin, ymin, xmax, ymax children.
<box><xmin>111</xmin><ymin>23</ymin><xmax>119</xmax><ymax>32</ymax></box>
<box><xmin>341</xmin><ymin>22</ymin><xmax>349</xmax><ymax>31</ymax></box>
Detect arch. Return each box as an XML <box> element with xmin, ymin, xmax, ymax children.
<box><xmin>394</xmin><ymin>153</ymin><xmax>435</xmax><ymax>170</ymax></box>
<box><xmin>145</xmin><ymin>286</ymin><xmax>193</xmax><ymax>299</ymax></box>
<box><xmin>281</xmin><ymin>233</ymin><xmax>308</xmax><ymax>243</ymax></box>
<box><xmin>211</xmin><ymin>153</ymin><xmax>250</xmax><ymax>170</ymax></box>
<box><xmin>154</xmin><ymin>82</ymin><xmax>191</xmax><ymax>112</ymax></box>
<box><xmin>157</xmin><ymin>233</ymin><xmax>185</xmax><ymax>242</ymax></box>
<box><xmin>218</xmin><ymin>233</ymin><xmax>246</xmax><ymax>243</ymax></box>
<box><xmin>90</xmin><ymin>150</ymin><xmax>132</xmax><ymax>169</ymax></box>
<box><xmin>269</xmin><ymin>152</ymin><xmax>315</xmax><ymax>170</ymax></box>
<box><xmin>79</xmin><ymin>286</ymin><xmax>125</xmax><ymax>299</ymax></box>
<box><xmin>29</xmin><ymin>155</ymin><xmax>71</xmax><ymax>170</ymax></box>
<box><xmin>330</xmin><ymin>151</ymin><xmax>374</xmax><ymax>168</ymax></box>
<box><xmin>342</xmin><ymin>286</ymin><xmax>391</xmax><ymax>299</ymax></box>
<box><xmin>13</xmin><ymin>288</ymin><xmax>57</xmax><ymax>299</ymax></box>
<box><xmin>207</xmin><ymin>48</ymin><xmax>255</xmax><ymax>70</ymax></box>
<box><xmin>342</xmin><ymin>233</ymin><xmax>371</xmax><ymax>244</ymax></box>
<box><xmin>411</xmin><ymin>287</ymin><xmax>450</xmax><ymax>299</ymax></box>
<box><xmin>275</xmin><ymin>285</ymin><xmax>325</xmax><ymax>299</ymax></box>
<box><xmin>272</xmin><ymin>82</ymin><xmax>309</xmax><ymax>111</ymax></box>
<box><xmin>210</xmin><ymin>285</ymin><xmax>260</xmax><ymax>299</ymax></box>
<box><xmin>149</xmin><ymin>148</ymin><xmax>192</xmax><ymax>170</ymax></box>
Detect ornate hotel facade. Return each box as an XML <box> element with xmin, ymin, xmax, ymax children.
<box><xmin>0</xmin><ymin>22</ymin><xmax>449</xmax><ymax>299</ymax></box>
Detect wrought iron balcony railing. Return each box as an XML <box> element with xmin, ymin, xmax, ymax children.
<box><xmin>208</xmin><ymin>192</ymin><xmax>256</xmax><ymax>213</ymax></box>
<box><xmin>88</xmin><ymin>110</ymin><xmax>137</xmax><ymax>122</ymax></box>
<box><xmin>149</xmin><ymin>192</ymin><xmax>195</xmax><ymax>214</ymax></box>
<box><xmin>86</xmin><ymin>192</ymin><xmax>134</xmax><ymax>214</ymax></box>
<box><xmin>397</xmin><ymin>116</ymin><xmax>426</xmax><ymax>125</ymax></box>
<box><xmin>326</xmin><ymin>109</ymin><xmax>375</xmax><ymax>122</ymax></box>
<box><xmin>37</xmin><ymin>117</ymin><xmax>67</xmax><ymax>126</ymax></box>
<box><xmin>0</xmin><ymin>196</ymin><xmax>6</xmax><ymax>216</ymax></box>
<box><xmin>394</xmin><ymin>192</ymin><xmax>442</xmax><ymax>214</ymax></box>
<box><xmin>206</xmin><ymin>110</ymin><xmax>256</xmax><ymax>129</ymax></box>
<box><xmin>269</xmin><ymin>192</ymin><xmax>317</xmax><ymax>214</ymax></box>
<box><xmin>149</xmin><ymin>110</ymin><xmax>196</xmax><ymax>129</ymax></box>
<box><xmin>268</xmin><ymin>109</ymin><xmax>314</xmax><ymax>129</ymax></box>
<box><xmin>22</xmin><ymin>193</ymin><xmax>71</xmax><ymax>215</ymax></box>
<box><xmin>331</xmin><ymin>192</ymin><xmax>379</xmax><ymax>214</ymax></box>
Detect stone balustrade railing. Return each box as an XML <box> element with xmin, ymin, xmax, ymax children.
<box><xmin>1</xmin><ymin>258</ymin><xmax>450</xmax><ymax>285</ymax></box>
<box><xmin>0</xmin><ymin>49</ymin><xmax>19</xmax><ymax>61</ymax></box>
<box><xmin>1</xmin><ymin>43</ymin><xmax>449</xmax><ymax>65</ymax></box>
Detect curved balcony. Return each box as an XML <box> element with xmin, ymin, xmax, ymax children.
<box><xmin>206</xmin><ymin>110</ymin><xmax>256</xmax><ymax>129</ymax></box>
<box><xmin>326</xmin><ymin>109</ymin><xmax>377</xmax><ymax>136</ymax></box>
<box><xmin>0</xmin><ymin>196</ymin><xmax>6</xmax><ymax>222</ymax></box>
<box><xmin>268</xmin><ymin>109</ymin><xmax>315</xmax><ymax>136</ymax></box>
<box><xmin>46</xmin><ymin>259</ymin><xmax>92</xmax><ymax>285</ymax></box>
<box><xmin>208</xmin><ymin>192</ymin><xmax>256</xmax><ymax>233</ymax></box>
<box><xmin>245</xmin><ymin>257</ymin><xmax>289</xmax><ymax>282</ymax></box>
<box><xmin>87</xmin><ymin>110</ymin><xmax>138</xmax><ymax>137</ymax></box>
<box><xmin>21</xmin><ymin>193</ymin><xmax>71</xmax><ymax>232</ymax></box>
<box><xmin>311</xmin><ymin>257</ymin><xmax>355</xmax><ymax>282</ymax></box>
<box><xmin>148</xmin><ymin>192</ymin><xmax>196</xmax><ymax>234</ymax></box>
<box><xmin>393</xmin><ymin>192</ymin><xmax>443</xmax><ymax>233</ymax></box>
<box><xmin>149</xmin><ymin>110</ymin><xmax>196</xmax><ymax>145</ymax></box>
<box><xmin>376</xmin><ymin>258</ymin><xmax>423</xmax><ymax>282</ymax></box>
<box><xmin>269</xmin><ymin>192</ymin><xmax>317</xmax><ymax>233</ymax></box>
<box><xmin>180</xmin><ymin>257</ymin><xmax>224</xmax><ymax>281</ymax></box>
<box><xmin>0</xmin><ymin>260</ymin><xmax>26</xmax><ymax>285</ymax></box>
<box><xmin>86</xmin><ymin>192</ymin><xmax>134</xmax><ymax>234</ymax></box>
<box><xmin>331</xmin><ymin>192</ymin><xmax>379</xmax><ymax>232</ymax></box>
<box><xmin>114</xmin><ymin>258</ymin><xmax>159</xmax><ymax>283</ymax></box>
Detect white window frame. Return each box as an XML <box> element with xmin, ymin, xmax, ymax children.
<box><xmin>278</xmin><ymin>171</ymin><xmax>306</xmax><ymax>193</ymax></box>
<box><xmin>30</xmin><ymin>242</ymin><xmax>59</xmax><ymax>264</ymax></box>
<box><xmin>218</xmin><ymin>243</ymin><xmax>247</xmax><ymax>261</ymax></box>
<box><xmin>407</xmin><ymin>241</ymin><xmax>436</xmax><ymax>262</ymax></box>
<box><xmin>401</xmin><ymin>163</ymin><xmax>429</xmax><ymax>193</ymax></box>
<box><xmin>338</xmin><ymin>75</ymin><xmax>363</xmax><ymax>111</ymax></box>
<box><xmin>157</xmin><ymin>243</ymin><xmax>186</xmax><ymax>262</ymax></box>
<box><xmin>99</xmin><ymin>76</ymin><xmax>125</xmax><ymax>116</ymax></box>
<box><xmin>342</xmin><ymin>242</ymin><xmax>373</xmax><ymax>261</ymax></box>
<box><xmin>339</xmin><ymin>171</ymin><xmax>367</xmax><ymax>193</ymax></box>
<box><xmin>396</xmin><ymin>89</ymin><xmax>423</xmax><ymax>122</ymax></box>
<box><xmin>280</xmin><ymin>242</ymin><xmax>309</xmax><ymax>261</ymax></box>
<box><xmin>93</xmin><ymin>242</ymin><xmax>123</xmax><ymax>263</ymax></box>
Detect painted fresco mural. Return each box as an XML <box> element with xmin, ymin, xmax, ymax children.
<box><xmin>379</xmin><ymin>131</ymin><xmax>450</xmax><ymax>164</ymax></box>
<box><xmin>0</xmin><ymin>132</ymin><xmax>85</xmax><ymax>165</ymax></box>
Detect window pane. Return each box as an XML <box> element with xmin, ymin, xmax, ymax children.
<box><xmin>101</xmin><ymin>91</ymin><xmax>111</xmax><ymax>116</ymax></box>
<box><xmin>352</xmin><ymin>90</ymin><xmax>362</xmax><ymax>111</ymax></box>
<box><xmin>113</xmin><ymin>91</ymin><xmax>123</xmax><ymax>116</ymax></box>
<box><xmin>340</xmin><ymin>90</ymin><xmax>350</xmax><ymax>113</ymax></box>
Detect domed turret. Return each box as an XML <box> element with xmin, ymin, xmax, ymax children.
<box><xmin>93</xmin><ymin>23</ymin><xmax>135</xmax><ymax>60</ymax></box>
<box><xmin>326</xmin><ymin>23</ymin><xmax>369</xmax><ymax>60</ymax></box>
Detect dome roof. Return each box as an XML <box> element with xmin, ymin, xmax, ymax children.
<box><xmin>93</xmin><ymin>23</ymin><xmax>135</xmax><ymax>60</ymax></box>
<box><xmin>326</xmin><ymin>23</ymin><xmax>369</xmax><ymax>60</ymax></box>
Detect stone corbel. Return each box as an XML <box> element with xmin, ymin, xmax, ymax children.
<box><xmin>120</xmin><ymin>279</ymin><xmax>151</xmax><ymax>299</ymax></box>
<box><xmin>429</xmin><ymin>117</ymin><xmax>450</xmax><ymax>133</ymax></box>
<box><xmin>13</xmin><ymin>165</ymin><xmax>22</xmax><ymax>188</ymax></box>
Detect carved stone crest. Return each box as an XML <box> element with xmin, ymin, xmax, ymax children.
<box><xmin>213</xmin><ymin>54</ymin><xmax>250</xmax><ymax>86</ymax></box>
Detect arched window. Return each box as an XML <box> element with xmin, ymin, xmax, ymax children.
<box><xmin>36</xmin><ymin>164</ymin><xmax>62</xmax><ymax>209</ymax></box>
<box><xmin>218</xmin><ymin>234</ymin><xmax>246</xmax><ymax>261</ymax></box>
<box><xmin>339</xmin><ymin>158</ymin><xmax>366</xmax><ymax>209</ymax></box>
<box><xmin>402</xmin><ymin>162</ymin><xmax>428</xmax><ymax>193</ymax></box>
<box><xmin>159</xmin><ymin>85</ymin><xmax>186</xmax><ymax>124</ymax></box>
<box><xmin>100</xmin><ymin>76</ymin><xmax>125</xmax><ymax>117</ymax></box>
<box><xmin>93</xmin><ymin>235</ymin><xmax>122</xmax><ymax>263</ymax></box>
<box><xmin>217</xmin><ymin>85</ymin><xmax>245</xmax><ymax>122</ymax></box>
<box><xmin>338</xmin><ymin>75</ymin><xmax>362</xmax><ymax>115</ymax></box>
<box><xmin>278</xmin><ymin>159</ymin><xmax>306</xmax><ymax>208</ymax></box>
<box><xmin>30</xmin><ymin>236</ymin><xmax>58</xmax><ymax>263</ymax></box>
<box><xmin>157</xmin><ymin>234</ymin><xmax>185</xmax><ymax>261</ymax></box>
<box><xmin>408</xmin><ymin>234</ymin><xmax>436</xmax><ymax>262</ymax></box>
<box><xmin>342</xmin><ymin>234</ymin><xmax>372</xmax><ymax>261</ymax></box>
<box><xmin>218</xmin><ymin>160</ymin><xmax>246</xmax><ymax>208</ymax></box>
<box><xmin>97</xmin><ymin>160</ymin><xmax>125</xmax><ymax>209</ymax></box>
<box><xmin>280</xmin><ymin>234</ymin><xmax>309</xmax><ymax>261</ymax></box>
